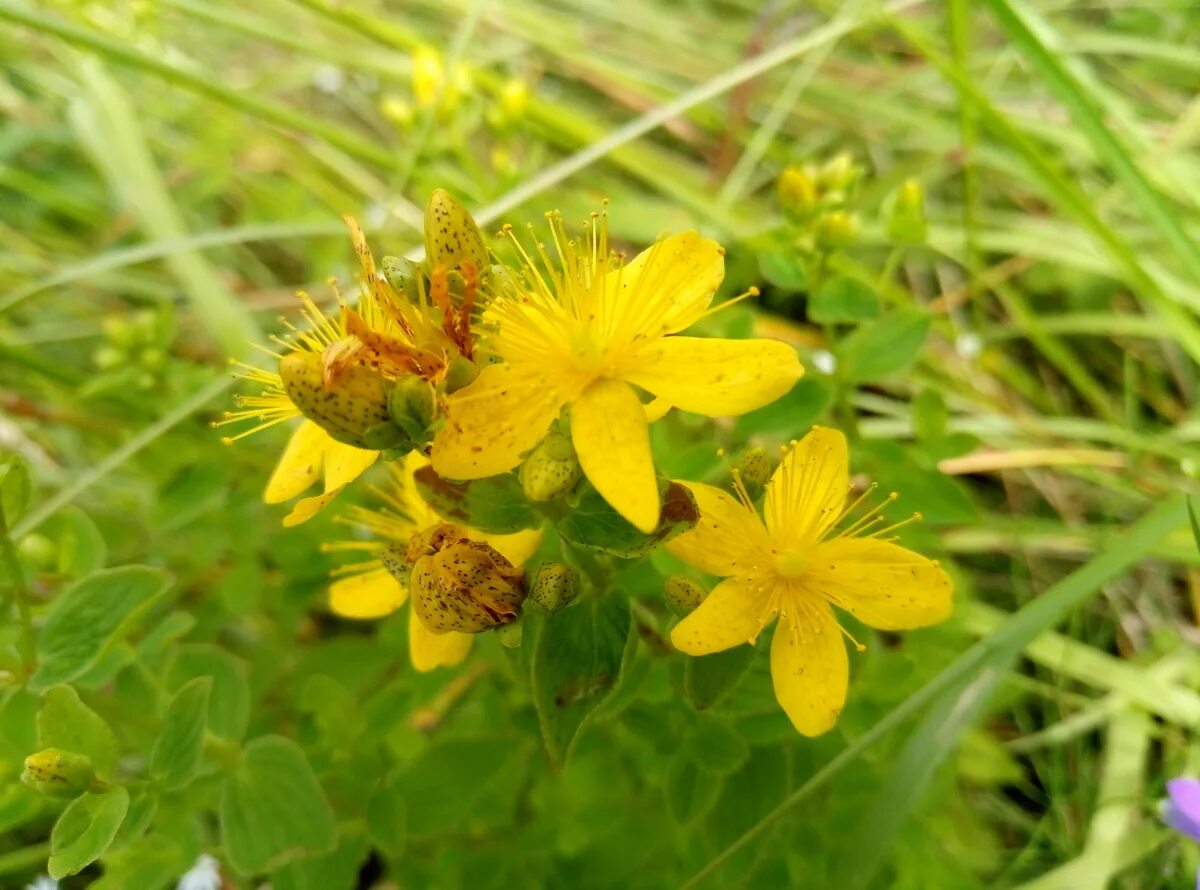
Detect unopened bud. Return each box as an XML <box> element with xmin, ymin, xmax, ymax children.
<box><xmin>777</xmin><ymin>166</ymin><xmax>818</xmax><ymax>221</ymax></box>
<box><xmin>885</xmin><ymin>178</ymin><xmax>928</xmax><ymax>245</ymax></box>
<box><xmin>380</xmin><ymin>94</ymin><xmax>414</xmax><ymax>127</ymax></box>
<box><xmin>280</xmin><ymin>351</ymin><xmax>406</xmax><ymax>451</ymax></box>
<box><xmin>734</xmin><ymin>447</ymin><xmax>771</xmax><ymax>499</ymax></box>
<box><xmin>495</xmin><ymin>615</ymin><xmax>524</xmax><ymax>648</ymax></box>
<box><xmin>443</xmin><ymin>355</ymin><xmax>479</xmax><ymax>393</ymax></box>
<box><xmin>817</xmin><ymin>153</ymin><xmax>859</xmax><ymax>196</ymax></box>
<box><xmin>382</xmin><ymin>255</ymin><xmax>424</xmax><ymax>302</ymax></box>
<box><xmin>527</xmin><ymin>562</ymin><xmax>577</xmax><ymax>612</ymax></box>
<box><xmin>665</xmin><ymin>576</ymin><xmax>706</xmax><ymax>615</ymax></box>
<box><xmin>411</xmin><ymin>45</ymin><xmax>444</xmax><ymax>109</ymax></box>
<box><xmin>387</xmin><ymin>375</ymin><xmax>437</xmax><ymax>444</ymax></box>
<box><xmin>424</xmin><ymin>189</ymin><xmax>489</xmax><ymax>276</ymax></box>
<box><xmin>814</xmin><ymin>211</ymin><xmax>859</xmax><ymax>250</ymax></box>
<box><xmin>22</xmin><ymin>749</ymin><xmax>96</xmax><ymax>797</ymax></box>
<box><xmin>519</xmin><ymin>431</ymin><xmax>581</xmax><ymax>502</ymax></box>
<box><xmin>410</xmin><ymin>524</ymin><xmax>527</xmax><ymax>634</ymax></box>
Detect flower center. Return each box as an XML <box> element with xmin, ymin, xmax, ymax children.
<box><xmin>775</xmin><ymin>549</ymin><xmax>810</xmax><ymax>579</ymax></box>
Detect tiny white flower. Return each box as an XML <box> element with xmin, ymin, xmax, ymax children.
<box><xmin>312</xmin><ymin>64</ymin><xmax>345</xmax><ymax>94</ymax></box>
<box><xmin>177</xmin><ymin>854</ymin><xmax>222</xmax><ymax>890</ymax></box>
<box><xmin>955</xmin><ymin>332</ymin><xmax>983</xmax><ymax>360</ymax></box>
<box><xmin>26</xmin><ymin>877</ymin><xmax>57</xmax><ymax>890</ymax></box>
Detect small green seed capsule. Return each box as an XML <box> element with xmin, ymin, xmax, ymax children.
<box><xmin>665</xmin><ymin>576</ymin><xmax>707</xmax><ymax>615</ymax></box>
<box><xmin>520</xmin><ymin>431</ymin><xmax>581</xmax><ymax>502</ymax></box>
<box><xmin>280</xmin><ymin>351</ymin><xmax>393</xmax><ymax>450</ymax></box>
<box><xmin>424</xmin><ymin>189</ymin><xmax>489</xmax><ymax>276</ymax></box>
<box><xmin>527</xmin><ymin>562</ymin><xmax>577</xmax><ymax>613</ymax></box>
<box><xmin>22</xmin><ymin>748</ymin><xmax>97</xmax><ymax>797</ymax></box>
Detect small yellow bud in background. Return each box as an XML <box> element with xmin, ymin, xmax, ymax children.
<box><xmin>527</xmin><ymin>563</ymin><xmax>577</xmax><ymax>613</ymax></box>
<box><xmin>776</xmin><ymin>166</ymin><xmax>818</xmax><ymax>221</ymax></box>
<box><xmin>411</xmin><ymin>45</ymin><xmax>444</xmax><ymax>109</ymax></box>
<box><xmin>519</xmin><ymin>430</ymin><xmax>581</xmax><ymax>502</ymax></box>
<box><xmin>814</xmin><ymin>210</ymin><xmax>859</xmax><ymax>250</ymax></box>
<box><xmin>423</xmin><ymin>189</ymin><xmax>489</xmax><ymax>276</ymax></box>
<box><xmin>885</xmin><ymin>178</ymin><xmax>929</xmax><ymax>245</ymax></box>
<box><xmin>379</xmin><ymin>94</ymin><xmax>415</xmax><ymax>128</ymax></box>
<box><xmin>279</xmin><ymin>351</ymin><xmax>404</xmax><ymax>451</ymax></box>
<box><xmin>665</xmin><ymin>576</ymin><xmax>707</xmax><ymax>616</ymax></box>
<box><xmin>410</xmin><ymin>524</ymin><xmax>527</xmax><ymax>634</ymax></box>
<box><xmin>499</xmin><ymin>78</ymin><xmax>529</xmax><ymax>119</ymax></box>
<box><xmin>22</xmin><ymin>749</ymin><xmax>97</xmax><ymax>797</ymax></box>
<box><xmin>817</xmin><ymin>153</ymin><xmax>859</xmax><ymax>196</ymax></box>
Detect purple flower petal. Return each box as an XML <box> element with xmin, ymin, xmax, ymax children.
<box><xmin>1166</xmin><ymin>779</ymin><xmax>1200</xmax><ymax>843</ymax></box>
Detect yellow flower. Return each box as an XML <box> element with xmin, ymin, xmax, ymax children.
<box><xmin>324</xmin><ymin>454</ymin><xmax>541</xmax><ymax>672</ymax></box>
<box><xmin>217</xmin><ymin>213</ymin><xmax>473</xmax><ymax>524</ymax></box>
<box><xmin>431</xmin><ymin>210</ymin><xmax>803</xmax><ymax>533</ymax></box>
<box><xmin>667</xmin><ymin>427</ymin><xmax>953</xmax><ymax>736</ymax></box>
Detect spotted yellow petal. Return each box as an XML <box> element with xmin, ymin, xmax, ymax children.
<box><xmin>764</xmin><ymin>426</ymin><xmax>848</xmax><ymax>548</ymax></box>
<box><xmin>329</xmin><ymin>566</ymin><xmax>406</xmax><ymax>619</ymax></box>
<box><xmin>264</xmin><ymin>421</ymin><xmax>327</xmax><ymax>504</ymax></box>
<box><xmin>624</xmin><ymin>336</ymin><xmax>801</xmax><ymax>416</ymax></box>
<box><xmin>612</xmin><ymin>232</ymin><xmax>724</xmax><ymax>336</ymax></box>
<box><xmin>571</xmin><ymin>378</ymin><xmax>658</xmax><ymax>533</ymax></box>
<box><xmin>432</xmin><ymin>363</ymin><xmax>566</xmax><ymax>480</ymax></box>
<box><xmin>480</xmin><ymin>528</ymin><xmax>543</xmax><ymax>566</ymax></box>
<box><xmin>409</xmin><ymin>609</ymin><xmax>473</xmax><ymax>671</ymax></box>
<box><xmin>283</xmin><ymin>487</ymin><xmax>345</xmax><ymax>527</ymax></box>
<box><xmin>669</xmin><ymin>574</ymin><xmax>778</xmax><ymax>655</ymax></box>
<box><xmin>804</xmin><ymin>537</ymin><xmax>953</xmax><ymax>630</ymax></box>
<box><xmin>323</xmin><ymin>438</ymin><xmax>378</xmax><ymax>492</ymax></box>
<box><xmin>771</xmin><ymin>597</ymin><xmax>848</xmax><ymax>737</ymax></box>
<box><xmin>666</xmin><ymin>482</ymin><xmax>770</xmax><ymax>577</ymax></box>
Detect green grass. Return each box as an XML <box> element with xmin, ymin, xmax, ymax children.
<box><xmin>1</xmin><ymin>0</ymin><xmax>1198</xmax><ymax>887</ymax></box>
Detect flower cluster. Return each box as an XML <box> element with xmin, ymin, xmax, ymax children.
<box><xmin>221</xmin><ymin>190</ymin><xmax>953</xmax><ymax>736</ymax></box>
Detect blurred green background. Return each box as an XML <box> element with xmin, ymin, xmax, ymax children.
<box><xmin>1</xmin><ymin>0</ymin><xmax>1199</xmax><ymax>887</ymax></box>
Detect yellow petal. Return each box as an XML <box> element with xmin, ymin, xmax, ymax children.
<box><xmin>644</xmin><ymin>397</ymin><xmax>672</xmax><ymax>423</ymax></box>
<box><xmin>771</xmin><ymin>598</ymin><xmax>848</xmax><ymax>737</ymax></box>
<box><xmin>323</xmin><ymin>439</ymin><xmax>378</xmax><ymax>492</ymax></box>
<box><xmin>479</xmin><ymin>527</ymin><xmax>542</xmax><ymax>566</ymax></box>
<box><xmin>283</xmin><ymin>486</ymin><xmax>345</xmax><ymax>527</ymax></box>
<box><xmin>329</xmin><ymin>566</ymin><xmax>406</xmax><ymax>619</ymax></box>
<box><xmin>263</xmin><ymin>421</ymin><xmax>327</xmax><ymax>504</ymax></box>
<box><xmin>409</xmin><ymin>609</ymin><xmax>473</xmax><ymax>671</ymax></box>
<box><xmin>669</xmin><ymin>575</ymin><xmax>778</xmax><ymax>655</ymax></box>
<box><xmin>624</xmin><ymin>336</ymin><xmax>802</xmax><ymax>416</ymax></box>
<box><xmin>804</xmin><ymin>538</ymin><xmax>954</xmax><ymax>630</ymax></box>
<box><xmin>665</xmin><ymin>482</ymin><xmax>771</xmax><ymax>577</ymax></box>
<box><xmin>764</xmin><ymin>426</ymin><xmax>848</xmax><ymax>548</ymax></box>
<box><xmin>432</xmin><ymin>363</ymin><xmax>565</xmax><ymax>480</ymax></box>
<box><xmin>571</xmin><ymin>378</ymin><xmax>659</xmax><ymax>533</ymax></box>
<box><xmin>612</xmin><ymin>232</ymin><xmax>725</xmax><ymax>335</ymax></box>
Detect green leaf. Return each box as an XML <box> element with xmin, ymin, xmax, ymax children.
<box><xmin>219</xmin><ymin>735</ymin><xmax>337</xmax><ymax>875</ymax></box>
<box><xmin>52</xmin><ymin>507</ymin><xmax>107</xmax><ymax>576</ymax></box>
<box><xmin>412</xmin><ymin>466</ymin><xmax>540</xmax><ymax>534</ymax></box>
<box><xmin>836</xmin><ymin>309</ymin><xmax>932</xmax><ymax>383</ymax></box>
<box><xmin>272</xmin><ymin>832</ymin><xmax>369</xmax><ymax>890</ymax></box>
<box><xmin>1187</xmin><ymin>498</ymin><xmax>1200</xmax><ymax>555</ymax></box>
<box><xmin>665</xmin><ymin>754</ymin><xmax>721</xmax><ymax>825</ymax></box>
<box><xmin>31</xmin><ymin>566</ymin><xmax>173</xmax><ymax>692</ymax></box>
<box><xmin>48</xmin><ymin>785</ymin><xmax>129</xmax><ymax>879</ymax></box>
<box><xmin>531</xmin><ymin>594</ymin><xmax>635</xmax><ymax>767</ymax></box>
<box><xmin>758</xmin><ymin>249</ymin><xmax>808</xmax><ymax>291</ymax></box>
<box><xmin>109</xmin><ymin>789</ymin><xmax>157</xmax><ymax>852</ymax></box>
<box><xmin>366</xmin><ymin>774</ymin><xmax>407</xmax><ymax>860</ymax></box>
<box><xmin>149</xmin><ymin>676</ymin><xmax>211</xmax><ymax>790</ymax></box>
<box><xmin>809</xmin><ymin>276</ymin><xmax>881</xmax><ymax>323</ymax></box>
<box><xmin>557</xmin><ymin>481</ymin><xmax>699</xmax><ymax>558</ymax></box>
<box><xmin>736</xmin><ymin>376</ymin><xmax>833</xmax><ymax>439</ymax></box>
<box><xmin>684</xmin><ymin>645</ymin><xmax>756</xmax><ymax>711</ymax></box>
<box><xmin>0</xmin><ymin>454</ymin><xmax>31</xmax><ymax>527</ymax></box>
<box><xmin>165</xmin><ymin>644</ymin><xmax>249</xmax><ymax>741</ymax></box>
<box><xmin>37</xmin><ymin>685</ymin><xmax>118</xmax><ymax>779</ymax></box>
<box><xmin>684</xmin><ymin>717</ymin><xmax>750</xmax><ymax>775</ymax></box>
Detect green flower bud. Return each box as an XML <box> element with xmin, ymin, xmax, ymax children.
<box><xmin>885</xmin><ymin>178</ymin><xmax>928</xmax><ymax>245</ymax></box>
<box><xmin>382</xmin><ymin>255</ymin><xmax>424</xmax><ymax>302</ymax></box>
<box><xmin>387</xmin><ymin>375</ymin><xmax>437</xmax><ymax>445</ymax></box>
<box><xmin>814</xmin><ymin>211</ymin><xmax>859</xmax><ymax>250</ymax></box>
<box><xmin>93</xmin><ymin>345</ymin><xmax>123</xmax><ymax>371</ymax></box>
<box><xmin>102</xmin><ymin>316</ymin><xmax>137</xmax><ymax>348</ymax></box>
<box><xmin>443</xmin><ymin>355</ymin><xmax>479</xmax><ymax>393</ymax></box>
<box><xmin>424</xmin><ymin>189</ymin><xmax>489</xmax><ymax>276</ymax></box>
<box><xmin>733</xmin><ymin>447</ymin><xmax>771</xmax><ymax>501</ymax></box>
<box><xmin>519</xmin><ymin>431</ymin><xmax>581</xmax><ymax>502</ymax></box>
<box><xmin>817</xmin><ymin>153</ymin><xmax>859</xmax><ymax>196</ymax></box>
<box><xmin>527</xmin><ymin>562</ymin><xmax>577</xmax><ymax>613</ymax></box>
<box><xmin>280</xmin><ymin>351</ymin><xmax>405</xmax><ymax>450</ymax></box>
<box><xmin>777</xmin><ymin>166</ymin><xmax>818</xmax><ymax>221</ymax></box>
<box><xmin>18</xmin><ymin>533</ymin><xmax>56</xmax><ymax>569</ymax></box>
<box><xmin>410</xmin><ymin>524</ymin><xmax>526</xmax><ymax>634</ymax></box>
<box><xmin>22</xmin><ymin>748</ymin><xmax>97</xmax><ymax>797</ymax></box>
<box><xmin>495</xmin><ymin>614</ymin><xmax>524</xmax><ymax>648</ymax></box>
<box><xmin>665</xmin><ymin>576</ymin><xmax>706</xmax><ymax>615</ymax></box>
